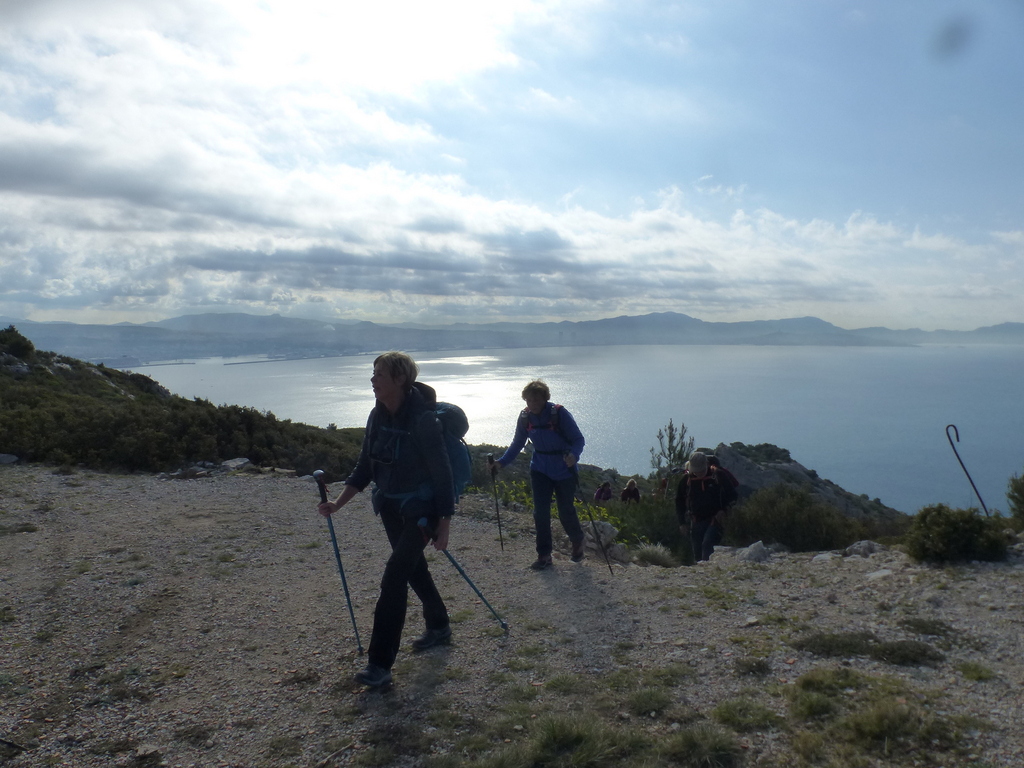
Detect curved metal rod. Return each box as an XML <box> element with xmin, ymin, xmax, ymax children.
<box><xmin>946</xmin><ymin>424</ymin><xmax>989</xmax><ymax>516</ymax></box>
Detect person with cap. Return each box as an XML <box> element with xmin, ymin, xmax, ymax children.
<box><xmin>675</xmin><ymin>451</ymin><xmax>738</xmax><ymax>562</ymax></box>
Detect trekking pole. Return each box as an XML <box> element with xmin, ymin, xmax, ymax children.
<box><xmin>945</xmin><ymin>425</ymin><xmax>989</xmax><ymax>516</ymax></box>
<box><xmin>486</xmin><ymin>454</ymin><xmax>505</xmax><ymax>551</ymax></box>
<box><xmin>313</xmin><ymin>470</ymin><xmax>364</xmax><ymax>654</ymax></box>
<box><xmin>418</xmin><ymin>518</ymin><xmax>509</xmax><ymax>631</ymax></box>
<box><xmin>569</xmin><ymin>461</ymin><xmax>615</xmax><ymax>576</ymax></box>
<box><xmin>583</xmin><ymin>504</ymin><xmax>615</xmax><ymax>576</ymax></box>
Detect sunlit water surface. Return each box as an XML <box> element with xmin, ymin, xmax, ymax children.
<box><xmin>143</xmin><ymin>344</ymin><xmax>1024</xmax><ymax>515</ymax></box>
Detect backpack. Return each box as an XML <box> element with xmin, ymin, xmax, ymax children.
<box><xmin>434</xmin><ymin>401</ymin><xmax>473</xmax><ymax>501</ymax></box>
<box><xmin>518</xmin><ymin>404</ymin><xmax>569</xmax><ymax>454</ymax></box>
<box><xmin>370</xmin><ymin>395</ymin><xmax>473</xmax><ymax>505</ymax></box>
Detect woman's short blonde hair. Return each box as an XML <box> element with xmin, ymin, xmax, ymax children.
<box><xmin>521</xmin><ymin>379</ymin><xmax>550</xmax><ymax>401</ymax></box>
<box><xmin>373</xmin><ymin>351</ymin><xmax>419</xmax><ymax>387</ymax></box>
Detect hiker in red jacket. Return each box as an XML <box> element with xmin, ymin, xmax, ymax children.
<box><xmin>675</xmin><ymin>452</ymin><xmax>738</xmax><ymax>562</ymax></box>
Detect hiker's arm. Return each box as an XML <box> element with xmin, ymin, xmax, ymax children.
<box><xmin>321</xmin><ymin>414</ymin><xmax>374</xmax><ymax>515</ymax></box>
<box><xmin>674</xmin><ymin>479</ymin><xmax>689</xmax><ymax>528</ymax></box>
<box><xmin>712</xmin><ymin>477</ymin><xmax>738</xmax><ymax>526</ymax></box>
<box><xmin>319</xmin><ymin>483</ymin><xmax>360</xmax><ymax>517</ymax></box>
<box><xmin>342</xmin><ymin>410</ymin><xmax>375</xmax><ymax>493</ymax></box>
<box><xmin>495</xmin><ymin>415</ymin><xmax>529</xmax><ymax>467</ymax></box>
<box><xmin>431</xmin><ymin>516</ymin><xmax>451</xmax><ymax>550</ymax></box>
<box><xmin>418</xmin><ymin>412</ymin><xmax>455</xmax><ymax>517</ymax></box>
<box><xmin>560</xmin><ymin>408</ymin><xmax>586</xmax><ymax>465</ymax></box>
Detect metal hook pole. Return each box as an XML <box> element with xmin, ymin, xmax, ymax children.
<box><xmin>945</xmin><ymin>424</ymin><xmax>989</xmax><ymax>516</ymax></box>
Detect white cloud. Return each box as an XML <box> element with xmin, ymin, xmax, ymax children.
<box><xmin>0</xmin><ymin>0</ymin><xmax>1022</xmax><ymax>331</ymax></box>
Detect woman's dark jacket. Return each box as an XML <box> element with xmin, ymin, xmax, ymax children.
<box><xmin>675</xmin><ymin>468</ymin><xmax>738</xmax><ymax>525</ymax></box>
<box><xmin>344</xmin><ymin>382</ymin><xmax>455</xmax><ymax>518</ymax></box>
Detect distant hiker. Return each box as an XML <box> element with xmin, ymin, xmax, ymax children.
<box><xmin>707</xmin><ymin>454</ymin><xmax>739</xmax><ymax>488</ymax></box>
<box><xmin>490</xmin><ymin>380</ymin><xmax>587</xmax><ymax>570</ymax></box>
<box><xmin>675</xmin><ymin>451</ymin><xmax>738</xmax><ymax>562</ymax></box>
<box><xmin>318</xmin><ymin>351</ymin><xmax>453</xmax><ymax>688</ymax></box>
<box><xmin>620</xmin><ymin>478</ymin><xmax>641</xmax><ymax>504</ymax></box>
<box><xmin>594</xmin><ymin>481</ymin><xmax>613</xmax><ymax>504</ymax></box>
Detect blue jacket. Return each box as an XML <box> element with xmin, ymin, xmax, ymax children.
<box><xmin>497</xmin><ymin>402</ymin><xmax>585</xmax><ymax>482</ymax></box>
<box><xmin>345</xmin><ymin>382</ymin><xmax>455</xmax><ymax>518</ymax></box>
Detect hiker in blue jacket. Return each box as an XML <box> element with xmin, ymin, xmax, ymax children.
<box><xmin>318</xmin><ymin>351</ymin><xmax>452</xmax><ymax>688</ymax></box>
<box><xmin>490</xmin><ymin>380</ymin><xmax>586</xmax><ymax>570</ymax></box>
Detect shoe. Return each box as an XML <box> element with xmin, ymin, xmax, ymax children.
<box><xmin>530</xmin><ymin>555</ymin><xmax>553</xmax><ymax>571</ymax></box>
<box><xmin>412</xmin><ymin>625</ymin><xmax>452</xmax><ymax>652</ymax></box>
<box><xmin>354</xmin><ymin>664</ymin><xmax>392</xmax><ymax>688</ymax></box>
<box><xmin>571</xmin><ymin>539</ymin><xmax>586</xmax><ymax>563</ymax></box>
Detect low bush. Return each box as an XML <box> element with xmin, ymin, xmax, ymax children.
<box><xmin>904</xmin><ymin>504</ymin><xmax>1008</xmax><ymax>564</ymax></box>
<box><xmin>727</xmin><ymin>484</ymin><xmax>866</xmax><ymax>552</ymax></box>
<box><xmin>1007</xmin><ymin>468</ymin><xmax>1024</xmax><ymax>530</ymax></box>
<box><xmin>0</xmin><ymin>342</ymin><xmax>363</xmax><ymax>477</ymax></box>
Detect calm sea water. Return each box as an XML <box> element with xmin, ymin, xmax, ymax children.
<box><xmin>141</xmin><ymin>345</ymin><xmax>1024</xmax><ymax>515</ymax></box>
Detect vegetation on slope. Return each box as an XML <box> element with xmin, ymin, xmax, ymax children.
<box><xmin>0</xmin><ymin>326</ymin><xmax>362</xmax><ymax>478</ymax></box>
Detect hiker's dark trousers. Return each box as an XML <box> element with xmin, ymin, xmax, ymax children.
<box><xmin>368</xmin><ymin>496</ymin><xmax>449</xmax><ymax>671</ymax></box>
<box><xmin>530</xmin><ymin>470</ymin><xmax>584</xmax><ymax>557</ymax></box>
<box><xmin>690</xmin><ymin>518</ymin><xmax>723</xmax><ymax>562</ymax></box>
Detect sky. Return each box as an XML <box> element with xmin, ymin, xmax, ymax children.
<box><xmin>1</xmin><ymin>0</ymin><xmax>1023</xmax><ymax>331</ymax></box>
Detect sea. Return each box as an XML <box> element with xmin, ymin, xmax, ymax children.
<box><xmin>139</xmin><ymin>344</ymin><xmax>1024</xmax><ymax>516</ymax></box>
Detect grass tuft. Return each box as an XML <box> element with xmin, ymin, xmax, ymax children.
<box><xmin>661</xmin><ymin>724</ymin><xmax>743</xmax><ymax>768</ymax></box>
<box><xmin>712</xmin><ymin>698</ymin><xmax>782</xmax><ymax>732</ymax></box>
<box><xmin>633</xmin><ymin>543</ymin><xmax>680</xmax><ymax>568</ymax></box>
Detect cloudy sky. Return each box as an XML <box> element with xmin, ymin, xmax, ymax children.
<box><xmin>1</xmin><ymin>0</ymin><xmax>1022</xmax><ymax>330</ymax></box>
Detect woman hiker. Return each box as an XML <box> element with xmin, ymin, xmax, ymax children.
<box><xmin>318</xmin><ymin>351</ymin><xmax>453</xmax><ymax>688</ymax></box>
<box><xmin>489</xmin><ymin>380</ymin><xmax>587</xmax><ymax>570</ymax></box>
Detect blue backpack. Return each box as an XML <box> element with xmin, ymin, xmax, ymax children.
<box><xmin>435</xmin><ymin>401</ymin><xmax>473</xmax><ymax>501</ymax></box>
<box><xmin>372</xmin><ymin>396</ymin><xmax>473</xmax><ymax>505</ymax></box>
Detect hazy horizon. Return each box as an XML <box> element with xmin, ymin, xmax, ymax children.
<box><xmin>3</xmin><ymin>309</ymin><xmax>1024</xmax><ymax>335</ymax></box>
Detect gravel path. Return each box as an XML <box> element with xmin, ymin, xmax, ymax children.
<box><xmin>2</xmin><ymin>465</ymin><xmax>1024</xmax><ymax>767</ymax></box>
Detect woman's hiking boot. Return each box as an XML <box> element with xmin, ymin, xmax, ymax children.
<box><xmin>412</xmin><ymin>625</ymin><xmax>452</xmax><ymax>652</ymax></box>
<box><xmin>571</xmin><ymin>539</ymin><xmax>586</xmax><ymax>563</ymax></box>
<box><xmin>530</xmin><ymin>555</ymin><xmax>553</xmax><ymax>571</ymax></box>
<box><xmin>354</xmin><ymin>664</ymin><xmax>392</xmax><ymax>688</ymax></box>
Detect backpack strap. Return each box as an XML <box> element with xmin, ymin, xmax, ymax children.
<box><xmin>521</xmin><ymin>404</ymin><xmax>569</xmax><ymax>454</ymax></box>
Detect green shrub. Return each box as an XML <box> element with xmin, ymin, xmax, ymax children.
<box><xmin>0</xmin><ymin>326</ymin><xmax>35</xmax><ymax>361</ymax></box>
<box><xmin>956</xmin><ymin>661</ymin><xmax>995</xmax><ymax>682</ymax></box>
<box><xmin>869</xmin><ymin>640</ymin><xmax>944</xmax><ymax>667</ymax></box>
<box><xmin>794</xmin><ymin>666</ymin><xmax>863</xmax><ymax>694</ymax></box>
<box><xmin>788</xmin><ymin>690</ymin><xmax>838</xmax><ymax>721</ymax></box>
<box><xmin>727</xmin><ymin>484</ymin><xmax>866</xmax><ymax>552</ymax></box>
<box><xmin>728</xmin><ymin>442</ymin><xmax>791</xmax><ymax>463</ymax></box>
<box><xmin>904</xmin><ymin>504</ymin><xmax>1008</xmax><ymax>564</ymax></box>
<box><xmin>613</xmin><ymin>498</ymin><xmax>689</xmax><ymax>562</ymax></box>
<box><xmin>1008</xmin><ymin>469</ymin><xmax>1024</xmax><ymax>530</ymax></box>
<box><xmin>0</xmin><ymin>350</ymin><xmax>363</xmax><ymax>476</ymax></box>
<box><xmin>790</xmin><ymin>631</ymin><xmax>877</xmax><ymax>658</ymax></box>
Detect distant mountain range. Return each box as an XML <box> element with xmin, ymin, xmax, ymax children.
<box><xmin>4</xmin><ymin>312</ymin><xmax>1023</xmax><ymax>367</ymax></box>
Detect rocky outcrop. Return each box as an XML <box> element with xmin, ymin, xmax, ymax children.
<box><xmin>713</xmin><ymin>442</ymin><xmax>905</xmax><ymax>523</ymax></box>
